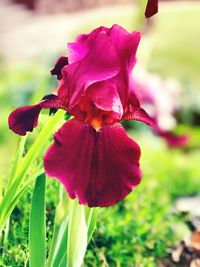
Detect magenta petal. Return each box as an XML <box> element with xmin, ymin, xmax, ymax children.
<box><xmin>44</xmin><ymin>119</ymin><xmax>142</xmax><ymax>207</ymax></box>
<box><xmin>155</xmin><ymin>129</ymin><xmax>189</xmax><ymax>148</ymax></box>
<box><xmin>67</xmin><ymin>42</ymin><xmax>89</xmax><ymax>64</ymax></box>
<box><xmin>122</xmin><ymin>108</ymin><xmax>155</xmax><ymax>126</ymax></box>
<box><xmin>51</xmin><ymin>56</ymin><xmax>69</xmax><ymax>80</ymax></box>
<box><xmin>8</xmin><ymin>104</ymin><xmax>42</xmax><ymax>136</ymax></box>
<box><xmin>109</xmin><ymin>25</ymin><xmax>141</xmax><ymax>69</ymax></box>
<box><xmin>58</xmin><ymin>31</ymin><xmax>120</xmax><ymax>109</ymax></box>
<box><xmin>145</xmin><ymin>0</ymin><xmax>158</xmax><ymax>18</ymax></box>
<box><xmin>67</xmin><ymin>26</ymin><xmax>107</xmax><ymax>64</ymax></box>
<box><xmin>8</xmin><ymin>94</ymin><xmax>63</xmax><ymax>136</ymax></box>
<box><xmin>85</xmin><ymin>81</ymin><xmax>123</xmax><ymax>119</ymax></box>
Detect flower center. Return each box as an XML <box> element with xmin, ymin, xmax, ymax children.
<box><xmin>90</xmin><ymin>118</ymin><xmax>102</xmax><ymax>131</ymax></box>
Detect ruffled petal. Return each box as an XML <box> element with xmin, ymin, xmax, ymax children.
<box><xmin>69</xmin><ymin>25</ymin><xmax>141</xmax><ymax>71</ymax></box>
<box><xmin>67</xmin><ymin>42</ymin><xmax>88</xmax><ymax>64</ymax></box>
<box><xmin>44</xmin><ymin>119</ymin><xmax>142</xmax><ymax>207</ymax></box>
<box><xmin>50</xmin><ymin>56</ymin><xmax>69</xmax><ymax>80</ymax></box>
<box><xmin>8</xmin><ymin>94</ymin><xmax>63</xmax><ymax>136</ymax></box>
<box><xmin>145</xmin><ymin>0</ymin><xmax>158</xmax><ymax>18</ymax></box>
<box><xmin>109</xmin><ymin>25</ymin><xmax>141</xmax><ymax>70</ymax></box>
<box><xmin>83</xmin><ymin>81</ymin><xmax>123</xmax><ymax>122</ymax></box>
<box><xmin>67</xmin><ymin>26</ymin><xmax>107</xmax><ymax>64</ymax></box>
<box><xmin>108</xmin><ymin>26</ymin><xmax>141</xmax><ymax>106</ymax></box>
<box><xmin>58</xmin><ymin>31</ymin><xmax>120</xmax><ymax>109</ymax></box>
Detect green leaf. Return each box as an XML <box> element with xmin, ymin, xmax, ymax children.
<box><xmin>29</xmin><ymin>173</ymin><xmax>46</xmax><ymax>267</ymax></box>
<box><xmin>51</xmin><ymin>218</ymin><xmax>68</xmax><ymax>267</ymax></box>
<box><xmin>67</xmin><ymin>200</ymin><xmax>88</xmax><ymax>267</ymax></box>
<box><xmin>0</xmin><ymin>169</ymin><xmax>43</xmax><ymax>233</ymax></box>
<box><xmin>86</xmin><ymin>208</ymin><xmax>99</xmax><ymax>243</ymax></box>
<box><xmin>46</xmin><ymin>189</ymin><xmax>72</xmax><ymax>267</ymax></box>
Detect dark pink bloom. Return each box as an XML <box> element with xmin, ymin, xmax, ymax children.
<box><xmin>133</xmin><ymin>68</ymin><xmax>189</xmax><ymax>148</ymax></box>
<box><xmin>145</xmin><ymin>0</ymin><xmax>158</xmax><ymax>18</ymax></box>
<box><xmin>8</xmin><ymin>25</ymin><xmax>153</xmax><ymax>207</ymax></box>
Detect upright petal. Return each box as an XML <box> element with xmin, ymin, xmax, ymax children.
<box><xmin>67</xmin><ymin>26</ymin><xmax>107</xmax><ymax>64</ymax></box>
<box><xmin>44</xmin><ymin>119</ymin><xmax>142</xmax><ymax>207</ymax></box>
<box><xmin>58</xmin><ymin>31</ymin><xmax>120</xmax><ymax>109</ymax></box>
<box><xmin>109</xmin><ymin>25</ymin><xmax>141</xmax><ymax>70</ymax></box>
<box><xmin>108</xmin><ymin>26</ymin><xmax>141</xmax><ymax>106</ymax></box>
<box><xmin>67</xmin><ymin>42</ymin><xmax>89</xmax><ymax>64</ymax></box>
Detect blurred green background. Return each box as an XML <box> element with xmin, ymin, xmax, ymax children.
<box><xmin>0</xmin><ymin>1</ymin><xmax>200</xmax><ymax>266</ymax></box>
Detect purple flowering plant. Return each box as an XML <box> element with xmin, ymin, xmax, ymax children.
<box><xmin>4</xmin><ymin>24</ymin><xmax>154</xmax><ymax>266</ymax></box>
<box><xmin>1</xmin><ymin>1</ymin><xmax>161</xmax><ymax>263</ymax></box>
<box><xmin>9</xmin><ymin>25</ymin><xmax>154</xmax><ymax>207</ymax></box>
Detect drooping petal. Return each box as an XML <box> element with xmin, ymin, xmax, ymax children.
<box><xmin>50</xmin><ymin>56</ymin><xmax>69</xmax><ymax>80</ymax></box>
<box><xmin>44</xmin><ymin>119</ymin><xmax>142</xmax><ymax>207</ymax></box>
<box><xmin>145</xmin><ymin>0</ymin><xmax>158</xmax><ymax>18</ymax></box>
<box><xmin>58</xmin><ymin>31</ymin><xmax>121</xmax><ymax>109</ymax></box>
<box><xmin>122</xmin><ymin>108</ymin><xmax>155</xmax><ymax>126</ymax></box>
<box><xmin>8</xmin><ymin>94</ymin><xmax>63</xmax><ymax>136</ymax></box>
<box><xmin>8</xmin><ymin>104</ymin><xmax>42</xmax><ymax>136</ymax></box>
<box><xmin>155</xmin><ymin>128</ymin><xmax>189</xmax><ymax>148</ymax></box>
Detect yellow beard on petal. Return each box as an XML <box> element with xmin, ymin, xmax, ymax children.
<box><xmin>90</xmin><ymin>118</ymin><xmax>102</xmax><ymax>131</ymax></box>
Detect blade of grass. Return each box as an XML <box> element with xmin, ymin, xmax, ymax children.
<box><xmin>29</xmin><ymin>173</ymin><xmax>46</xmax><ymax>267</ymax></box>
<box><xmin>0</xmin><ymin>169</ymin><xmax>44</xmax><ymax>232</ymax></box>
<box><xmin>6</xmin><ymin>136</ymin><xmax>26</xmax><ymax>189</ymax></box>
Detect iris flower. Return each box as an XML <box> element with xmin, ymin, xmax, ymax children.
<box><xmin>145</xmin><ymin>0</ymin><xmax>158</xmax><ymax>18</ymax></box>
<box><xmin>8</xmin><ymin>25</ymin><xmax>153</xmax><ymax>207</ymax></box>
